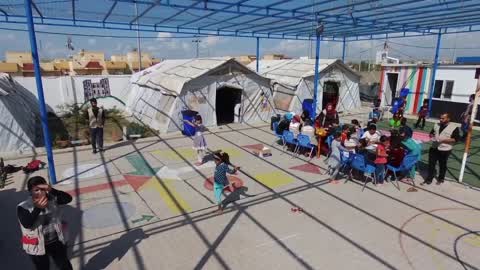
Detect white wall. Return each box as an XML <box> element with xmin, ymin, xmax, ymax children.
<box><xmin>13</xmin><ymin>75</ymin><xmax>132</xmax><ymax>113</ymax></box>
<box><xmin>434</xmin><ymin>67</ymin><xmax>478</xmax><ymax>103</ymax></box>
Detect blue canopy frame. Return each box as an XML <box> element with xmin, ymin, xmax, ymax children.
<box><xmin>11</xmin><ymin>0</ymin><xmax>480</xmax><ymax>184</ymax></box>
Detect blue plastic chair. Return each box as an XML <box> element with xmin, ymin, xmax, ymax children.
<box><xmin>340</xmin><ymin>150</ymin><xmax>354</xmax><ymax>171</ymax></box>
<box><xmin>282</xmin><ymin>130</ymin><xmax>297</xmax><ymax>152</ymax></box>
<box><xmin>350</xmin><ymin>154</ymin><xmax>377</xmax><ymax>191</ymax></box>
<box><xmin>325</xmin><ymin>135</ymin><xmax>334</xmax><ymax>157</ymax></box>
<box><xmin>386</xmin><ymin>154</ymin><xmax>419</xmax><ymax>189</ymax></box>
<box><xmin>294</xmin><ymin>134</ymin><xmax>316</xmax><ymax>158</ymax></box>
<box><xmin>272</xmin><ymin>121</ymin><xmax>284</xmax><ymax>144</ymax></box>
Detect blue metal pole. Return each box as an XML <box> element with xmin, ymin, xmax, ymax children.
<box><xmin>24</xmin><ymin>0</ymin><xmax>57</xmax><ymax>184</ymax></box>
<box><xmin>256</xmin><ymin>37</ymin><xmax>260</xmax><ymax>72</ymax></box>
<box><xmin>342</xmin><ymin>37</ymin><xmax>346</xmax><ymax>62</ymax></box>
<box><xmin>312</xmin><ymin>34</ymin><xmax>321</xmax><ymax>115</ymax></box>
<box><xmin>427</xmin><ymin>30</ymin><xmax>442</xmax><ymax>117</ymax></box>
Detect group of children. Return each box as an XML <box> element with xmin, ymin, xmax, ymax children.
<box><xmin>326</xmin><ymin>116</ymin><xmax>421</xmax><ymax>185</ymax></box>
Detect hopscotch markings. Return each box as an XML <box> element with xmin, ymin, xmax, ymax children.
<box><xmin>139</xmin><ymin>177</ymin><xmax>192</xmax><ymax>214</ymax></box>
<box><xmin>254</xmin><ymin>171</ymin><xmax>295</xmax><ymax>189</ymax></box>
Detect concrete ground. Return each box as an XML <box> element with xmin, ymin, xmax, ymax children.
<box><xmin>1</xmin><ymin>123</ymin><xmax>480</xmax><ymax>270</ymax></box>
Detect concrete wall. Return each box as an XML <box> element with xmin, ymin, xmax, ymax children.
<box><xmin>435</xmin><ymin>67</ymin><xmax>478</xmax><ymax>103</ymax></box>
<box><xmin>13</xmin><ymin>75</ymin><xmax>132</xmax><ymax>113</ymax></box>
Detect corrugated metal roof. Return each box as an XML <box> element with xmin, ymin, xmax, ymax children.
<box><xmin>248</xmin><ymin>59</ymin><xmax>357</xmax><ymax>87</ymax></box>
<box><xmin>131</xmin><ymin>57</ymin><xmax>233</xmax><ymax>95</ymax></box>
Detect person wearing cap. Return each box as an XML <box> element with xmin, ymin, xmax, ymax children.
<box><xmin>86</xmin><ymin>98</ymin><xmax>106</xmax><ymax>154</ymax></box>
<box><xmin>17</xmin><ymin>176</ymin><xmax>73</xmax><ymax>270</ymax></box>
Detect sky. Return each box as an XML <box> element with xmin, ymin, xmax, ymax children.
<box><xmin>1</xmin><ymin>23</ymin><xmax>480</xmax><ymax>63</ymax></box>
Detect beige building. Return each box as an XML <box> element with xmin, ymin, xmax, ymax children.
<box><xmin>236</xmin><ymin>55</ymin><xmax>257</xmax><ymax>65</ymax></box>
<box><xmin>5</xmin><ymin>51</ymin><xmax>33</xmax><ymax>64</ymax></box>
<box><xmin>263</xmin><ymin>54</ymin><xmax>290</xmax><ymax>60</ymax></box>
<box><xmin>0</xmin><ymin>50</ymin><xmax>161</xmax><ymax>76</ymax></box>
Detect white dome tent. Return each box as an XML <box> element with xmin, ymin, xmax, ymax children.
<box><xmin>0</xmin><ymin>73</ymin><xmax>44</xmax><ymax>153</ymax></box>
<box><xmin>248</xmin><ymin>59</ymin><xmax>361</xmax><ymax>114</ymax></box>
<box><xmin>125</xmin><ymin>58</ymin><xmax>275</xmax><ymax>133</ymax></box>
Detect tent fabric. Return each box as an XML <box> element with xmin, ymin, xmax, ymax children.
<box><xmin>248</xmin><ymin>59</ymin><xmax>361</xmax><ymax>114</ymax></box>
<box><xmin>0</xmin><ymin>73</ymin><xmax>43</xmax><ymax>153</ymax></box>
<box><xmin>125</xmin><ymin>58</ymin><xmax>275</xmax><ymax>133</ymax></box>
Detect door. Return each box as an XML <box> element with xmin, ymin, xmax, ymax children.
<box><xmin>216</xmin><ymin>87</ymin><xmax>242</xmax><ymax>125</ymax></box>
<box><xmin>385</xmin><ymin>73</ymin><xmax>399</xmax><ymax>105</ymax></box>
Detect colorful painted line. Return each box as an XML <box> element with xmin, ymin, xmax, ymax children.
<box><xmin>65</xmin><ymin>174</ymin><xmax>150</xmax><ymax>197</ymax></box>
<box><xmin>65</xmin><ymin>174</ymin><xmax>192</xmax><ymax>215</ymax></box>
<box><xmin>125</xmin><ymin>154</ymin><xmax>158</xmax><ymax>176</ymax></box>
<box><xmin>140</xmin><ymin>176</ymin><xmax>192</xmax><ymax>214</ymax></box>
<box><xmin>151</xmin><ymin>147</ymin><xmax>243</xmax><ymax>162</ymax></box>
<box><xmin>242</xmin><ymin>144</ymin><xmax>265</xmax><ymax>151</ymax></box>
<box><xmin>254</xmin><ymin>171</ymin><xmax>295</xmax><ymax>189</ymax></box>
<box><xmin>289</xmin><ymin>163</ymin><xmax>322</xmax><ymax>175</ymax></box>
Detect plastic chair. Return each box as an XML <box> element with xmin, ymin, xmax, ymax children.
<box><xmin>272</xmin><ymin>121</ymin><xmax>284</xmax><ymax>144</ymax></box>
<box><xmin>340</xmin><ymin>150</ymin><xmax>354</xmax><ymax>171</ymax></box>
<box><xmin>282</xmin><ymin>130</ymin><xmax>297</xmax><ymax>152</ymax></box>
<box><xmin>339</xmin><ymin>150</ymin><xmax>355</xmax><ymax>183</ymax></box>
<box><xmin>386</xmin><ymin>154</ymin><xmax>419</xmax><ymax>189</ymax></box>
<box><xmin>294</xmin><ymin>134</ymin><xmax>316</xmax><ymax>158</ymax></box>
<box><xmin>350</xmin><ymin>154</ymin><xmax>377</xmax><ymax>191</ymax></box>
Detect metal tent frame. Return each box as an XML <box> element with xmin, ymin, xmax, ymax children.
<box><xmin>9</xmin><ymin>0</ymin><xmax>480</xmax><ymax>184</ymax></box>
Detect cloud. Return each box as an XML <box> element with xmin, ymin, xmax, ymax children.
<box><xmin>157</xmin><ymin>32</ymin><xmax>173</xmax><ymax>39</ymax></box>
<box><xmin>88</xmin><ymin>38</ymin><xmax>97</xmax><ymax>46</ymax></box>
<box><xmin>0</xmin><ymin>32</ymin><xmax>16</xmax><ymax>41</ymax></box>
<box><xmin>200</xmin><ymin>36</ymin><xmax>221</xmax><ymax>48</ymax></box>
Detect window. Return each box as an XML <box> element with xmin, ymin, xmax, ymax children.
<box><xmin>433</xmin><ymin>80</ymin><xmax>443</xmax><ymax>98</ymax></box>
<box><xmin>432</xmin><ymin>80</ymin><xmax>455</xmax><ymax>99</ymax></box>
<box><xmin>444</xmin><ymin>80</ymin><xmax>454</xmax><ymax>99</ymax></box>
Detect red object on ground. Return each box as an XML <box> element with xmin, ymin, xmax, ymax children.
<box><xmin>204</xmin><ymin>176</ymin><xmax>244</xmax><ymax>193</ymax></box>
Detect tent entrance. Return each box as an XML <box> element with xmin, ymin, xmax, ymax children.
<box><xmin>386</xmin><ymin>73</ymin><xmax>399</xmax><ymax>105</ymax></box>
<box><xmin>216</xmin><ymin>87</ymin><xmax>242</xmax><ymax>125</ymax></box>
<box><xmin>322</xmin><ymin>81</ymin><xmax>340</xmax><ymax>109</ymax></box>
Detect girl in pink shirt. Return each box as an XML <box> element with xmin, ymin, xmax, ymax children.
<box><xmin>374</xmin><ymin>136</ymin><xmax>389</xmax><ymax>185</ymax></box>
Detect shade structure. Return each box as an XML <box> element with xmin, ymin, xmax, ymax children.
<box><xmin>4</xmin><ymin>1</ymin><xmax>480</xmax><ymax>40</ymax></box>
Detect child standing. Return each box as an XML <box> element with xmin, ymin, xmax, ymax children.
<box><xmin>213</xmin><ymin>152</ymin><xmax>239</xmax><ymax>213</ymax></box>
<box><xmin>184</xmin><ymin>115</ymin><xmax>207</xmax><ymax>165</ymax></box>
<box><xmin>326</xmin><ymin>132</ymin><xmax>347</xmax><ymax>184</ymax></box>
<box><xmin>415</xmin><ymin>100</ymin><xmax>429</xmax><ymax>129</ymax></box>
<box><xmin>374</xmin><ymin>135</ymin><xmax>389</xmax><ymax>185</ymax></box>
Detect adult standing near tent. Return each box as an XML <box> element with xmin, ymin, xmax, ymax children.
<box><xmin>17</xmin><ymin>176</ymin><xmax>73</xmax><ymax>270</ymax></box>
<box><xmin>422</xmin><ymin>113</ymin><xmax>460</xmax><ymax>185</ymax></box>
<box><xmin>87</xmin><ymin>98</ymin><xmax>106</xmax><ymax>154</ymax></box>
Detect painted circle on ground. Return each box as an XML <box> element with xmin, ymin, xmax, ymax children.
<box><xmin>82</xmin><ymin>202</ymin><xmax>136</xmax><ymax>229</ymax></box>
<box><xmin>399</xmin><ymin>208</ymin><xmax>480</xmax><ymax>270</ymax></box>
<box><xmin>61</xmin><ymin>164</ymin><xmax>106</xmax><ymax>182</ymax></box>
<box><xmin>204</xmin><ymin>176</ymin><xmax>244</xmax><ymax>193</ymax></box>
